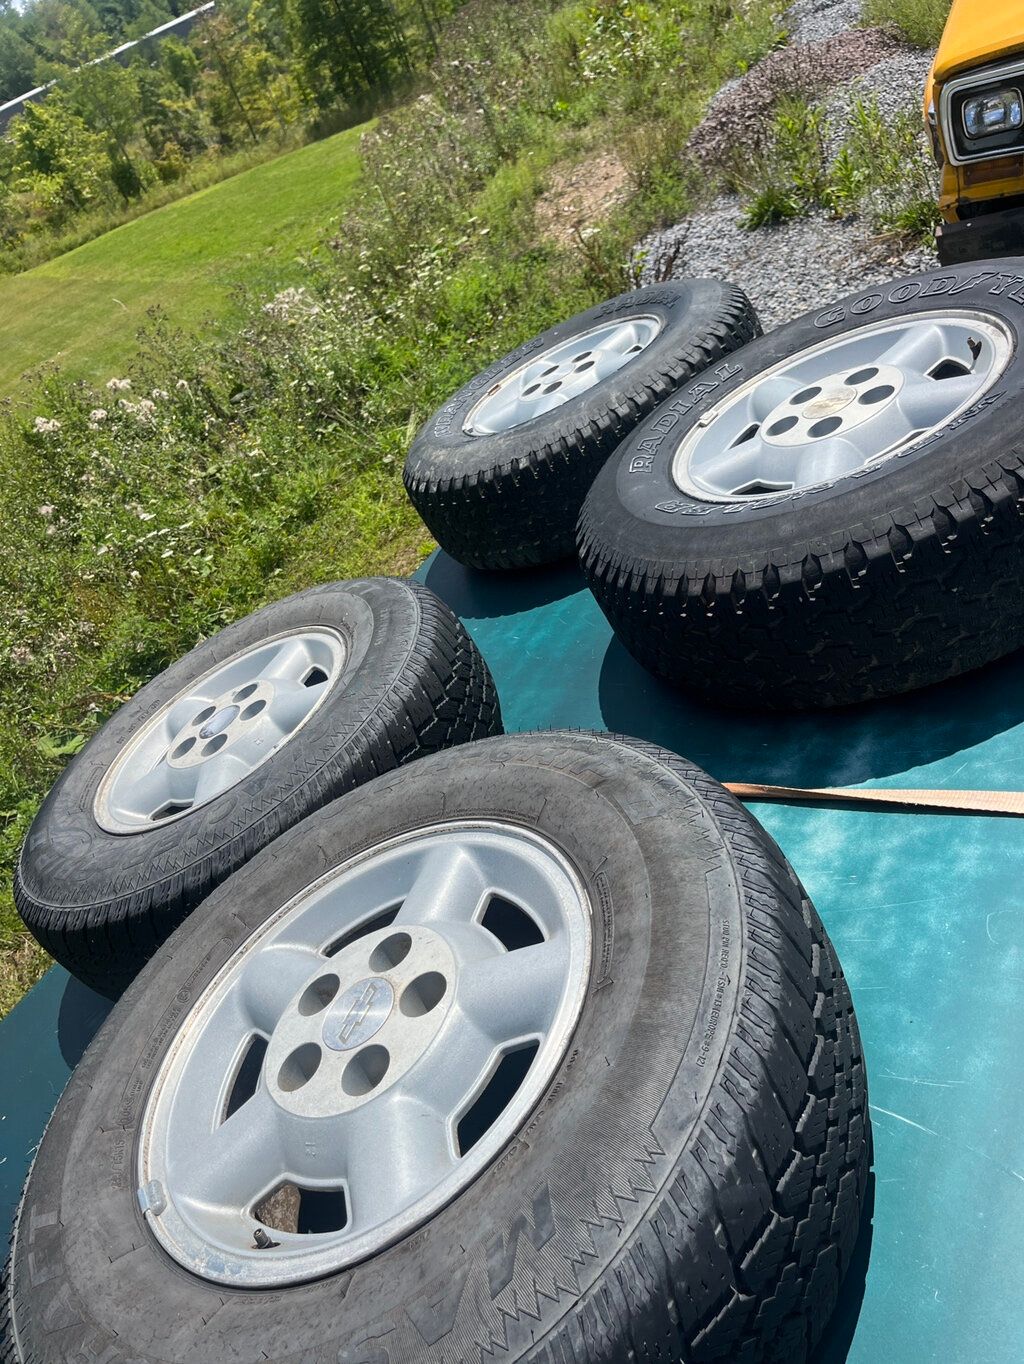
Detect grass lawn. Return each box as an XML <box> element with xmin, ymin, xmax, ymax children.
<box><xmin>0</xmin><ymin>125</ymin><xmax>366</xmax><ymax>394</ymax></box>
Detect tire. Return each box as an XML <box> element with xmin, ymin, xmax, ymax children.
<box><xmin>3</xmin><ymin>732</ymin><xmax>870</xmax><ymax>1364</ymax></box>
<box><xmin>404</xmin><ymin>281</ymin><xmax>761</xmax><ymax>569</ymax></box>
<box><xmin>579</xmin><ymin>259</ymin><xmax>1024</xmax><ymax>708</ymax></box>
<box><xmin>15</xmin><ymin>578</ymin><xmax>502</xmax><ymax>997</ymax></box>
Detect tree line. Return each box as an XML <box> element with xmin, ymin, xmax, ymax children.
<box><xmin>0</xmin><ymin>0</ymin><xmax>457</xmax><ymax>251</ymax></box>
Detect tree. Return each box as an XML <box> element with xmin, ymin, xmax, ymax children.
<box><xmin>10</xmin><ymin>94</ymin><xmax>111</xmax><ymax>221</ymax></box>
<box><xmin>285</xmin><ymin>0</ymin><xmax>411</xmax><ymax>109</ymax></box>
<box><xmin>0</xmin><ymin>21</ymin><xmax>39</xmax><ymax>104</ymax></box>
<box><xmin>194</xmin><ymin>10</ymin><xmax>261</xmax><ymax>144</ymax></box>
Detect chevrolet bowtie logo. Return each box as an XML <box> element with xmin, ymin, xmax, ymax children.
<box><xmin>324</xmin><ymin>976</ymin><xmax>394</xmax><ymax>1052</ymax></box>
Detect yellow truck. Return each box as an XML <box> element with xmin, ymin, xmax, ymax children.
<box><xmin>927</xmin><ymin>0</ymin><xmax>1024</xmax><ymax>263</ymax></box>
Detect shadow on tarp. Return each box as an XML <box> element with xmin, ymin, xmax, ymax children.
<box><xmin>421</xmin><ymin>550</ymin><xmax>583</xmax><ymax>620</ymax></box>
<box><xmin>598</xmin><ymin>635</ymin><xmax>1024</xmax><ymax>789</ymax></box>
<box><xmin>1</xmin><ymin>968</ymin><xmax>113</xmax><ymax>1242</ymax></box>
<box><xmin>57</xmin><ymin>971</ymin><xmax>115</xmax><ymax>1067</ymax></box>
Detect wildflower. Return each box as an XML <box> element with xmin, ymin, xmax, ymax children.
<box><xmin>38</xmin><ymin>504</ymin><xmax>54</xmax><ymax>519</ymax></box>
<box><xmin>106</xmin><ymin>377</ymin><xmax>131</xmax><ymax>391</ymax></box>
<box><xmin>175</xmin><ymin>378</ymin><xmax>190</xmax><ymax>391</ymax></box>
<box><xmin>151</xmin><ymin>389</ymin><xmax>169</xmax><ymax>401</ymax></box>
<box><xmin>33</xmin><ymin>417</ymin><xmax>61</xmax><ymax>434</ymax></box>
<box><xmin>135</xmin><ymin>399</ymin><xmax>157</xmax><ymax>422</ymax></box>
<box><xmin>88</xmin><ymin>409</ymin><xmax>107</xmax><ymax>423</ymax></box>
<box><xmin>263</xmin><ymin>286</ymin><xmax>321</xmax><ymax>321</ymax></box>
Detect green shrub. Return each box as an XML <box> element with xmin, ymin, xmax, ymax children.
<box><xmin>740</xmin><ymin>183</ymin><xmax>801</xmax><ymax>228</ymax></box>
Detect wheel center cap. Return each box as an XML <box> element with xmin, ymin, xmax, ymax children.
<box><xmin>199</xmin><ymin>704</ymin><xmax>240</xmax><ymax>739</ymax></box>
<box><xmin>323</xmin><ymin>977</ymin><xmax>394</xmax><ymax>1051</ymax></box>
<box><xmin>803</xmin><ymin>384</ymin><xmax>856</xmax><ymax>420</ymax></box>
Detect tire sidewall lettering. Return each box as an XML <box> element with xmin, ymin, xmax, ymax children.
<box><xmin>611</xmin><ymin>267</ymin><xmax>1022</xmax><ymax>525</ymax></box>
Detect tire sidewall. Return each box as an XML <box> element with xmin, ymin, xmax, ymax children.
<box><xmin>591</xmin><ymin>261</ymin><xmax>1024</xmax><ymax>560</ymax></box>
<box><xmin>12</xmin><ymin>735</ymin><xmax>745</xmax><ymax>1363</ymax></box>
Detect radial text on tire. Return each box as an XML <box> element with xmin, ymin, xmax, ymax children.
<box><xmin>3</xmin><ymin>731</ymin><xmax>870</xmax><ymax>1364</ymax></box>
<box><xmin>404</xmin><ymin>280</ymin><xmax>761</xmax><ymax>570</ymax></box>
<box><xmin>14</xmin><ymin>578</ymin><xmax>502</xmax><ymax>996</ymax></box>
<box><xmin>579</xmin><ymin>259</ymin><xmax>1024</xmax><ymax>708</ymax></box>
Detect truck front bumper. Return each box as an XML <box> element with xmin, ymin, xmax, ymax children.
<box><xmin>937</xmin><ymin>204</ymin><xmax>1024</xmax><ymax>265</ymax></box>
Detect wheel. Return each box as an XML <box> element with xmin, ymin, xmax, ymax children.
<box><xmin>15</xmin><ymin>578</ymin><xmax>501</xmax><ymax>996</ymax></box>
<box><xmin>3</xmin><ymin>732</ymin><xmax>870</xmax><ymax>1364</ymax></box>
<box><xmin>404</xmin><ymin>281</ymin><xmax>760</xmax><ymax>570</ymax></box>
<box><xmin>579</xmin><ymin>260</ymin><xmax>1024</xmax><ymax>708</ymax></box>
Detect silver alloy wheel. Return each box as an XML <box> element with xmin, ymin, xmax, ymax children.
<box><xmin>136</xmin><ymin>821</ymin><xmax>592</xmax><ymax>1288</ymax></box>
<box><xmin>95</xmin><ymin>629</ymin><xmax>346</xmax><ymax>834</ymax></box>
<box><xmin>672</xmin><ymin>312</ymin><xmax>1013</xmax><ymax>502</ymax></box>
<box><xmin>463</xmin><ymin>315</ymin><xmax>663</xmax><ymax>435</ymax></box>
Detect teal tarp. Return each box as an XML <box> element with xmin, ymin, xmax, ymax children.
<box><xmin>4</xmin><ymin>550</ymin><xmax>1024</xmax><ymax>1362</ymax></box>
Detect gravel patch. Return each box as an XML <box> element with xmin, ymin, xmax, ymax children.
<box><xmin>688</xmin><ymin>28</ymin><xmax>903</xmax><ymax>169</ymax></box>
<box><xmin>826</xmin><ymin>47</ymin><xmax>935</xmax><ymax>132</ymax></box>
<box><xmin>637</xmin><ymin>198</ymin><xmax>935</xmax><ymax>331</ymax></box>
<box><xmin>784</xmin><ymin>0</ymin><xmax>862</xmax><ymax>45</ymax></box>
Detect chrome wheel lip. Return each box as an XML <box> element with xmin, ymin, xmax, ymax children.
<box><xmin>463</xmin><ymin>314</ymin><xmax>664</xmax><ymax>436</ymax></box>
<box><xmin>671</xmin><ymin>311</ymin><xmax>1014</xmax><ymax>504</ymax></box>
<box><xmin>94</xmin><ymin>627</ymin><xmax>347</xmax><ymax>836</ymax></box>
<box><xmin>136</xmin><ymin>820</ymin><xmax>593</xmax><ymax>1288</ymax></box>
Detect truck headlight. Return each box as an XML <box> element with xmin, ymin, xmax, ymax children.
<box><xmin>963</xmin><ymin>89</ymin><xmax>1023</xmax><ymax>141</ymax></box>
<box><xmin>943</xmin><ymin>60</ymin><xmax>1024</xmax><ymax>162</ymax></box>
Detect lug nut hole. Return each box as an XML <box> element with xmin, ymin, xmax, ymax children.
<box><xmin>809</xmin><ymin>416</ymin><xmax>843</xmax><ymax>438</ymax></box>
<box><xmin>298</xmin><ymin>974</ymin><xmax>340</xmax><ymax>1016</ymax></box>
<box><xmin>171</xmin><ymin>737</ymin><xmax>196</xmax><ymax>759</ymax></box>
<box><xmin>279</xmin><ymin>1043</ymin><xmax>321</xmax><ymax>1092</ymax></box>
<box><xmin>241</xmin><ymin>699</ymin><xmax>267</xmax><ymax>721</ymax></box>
<box><xmin>846</xmin><ymin>367</ymin><xmax>879</xmax><ymax>386</ymax></box>
<box><xmin>401</xmin><ymin>972</ymin><xmax>447</xmax><ymax>1017</ymax></box>
<box><xmin>791</xmin><ymin>386</ymin><xmax>822</xmax><ymax>405</ymax></box>
<box><xmin>859</xmin><ymin>384</ymin><xmax>895</xmax><ymax>405</ymax></box>
<box><xmin>233</xmin><ymin>684</ymin><xmax>259</xmax><ymax>702</ymax></box>
<box><xmin>767</xmin><ymin>415</ymin><xmax>799</xmax><ymax>437</ymax></box>
<box><xmin>342</xmin><ymin>1045</ymin><xmax>390</xmax><ymax>1096</ymax></box>
<box><xmin>202</xmin><ymin>733</ymin><xmax>228</xmax><ymax>756</ymax></box>
<box><xmin>370</xmin><ymin>933</ymin><xmax>411</xmax><ymax>972</ymax></box>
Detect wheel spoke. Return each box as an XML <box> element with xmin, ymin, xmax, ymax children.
<box><xmin>262</xmin><ymin>636</ymin><xmax>314</xmax><ymax>682</ymax></box>
<box><xmin>696</xmin><ymin>434</ymin><xmax>795</xmax><ymax>495</ymax></box>
<box><xmin>235</xmin><ymin>942</ymin><xmax>329</xmax><ymax>1034</ymax></box>
<box><xmin>894</xmin><ymin>374</ymin><xmax>981</xmax><ymax>432</ymax></box>
<box><xmin>264</xmin><ymin>681</ymin><xmax>320</xmax><ymax>738</ymax></box>
<box><xmin>401</xmin><ymin>1009</ymin><xmax>498</xmax><ymax>1119</ymax></box>
<box><xmin>164</xmin><ymin>692</ymin><xmax>216</xmax><ymax>740</ymax></box>
<box><xmin>192</xmin><ymin>750</ymin><xmax>253</xmax><ymax>807</ymax></box>
<box><xmin>747</xmin><ymin>372</ymin><xmax>805</xmax><ymax>420</ymax></box>
<box><xmin>341</xmin><ymin>1092</ymin><xmax>458</xmax><ymax>1231</ymax></box>
<box><xmin>395</xmin><ymin>844</ymin><xmax>490</xmax><ymax>926</ymax></box>
<box><xmin>790</xmin><ymin>435</ymin><xmax>875</xmax><ymax>487</ymax></box>
<box><xmin>878</xmin><ymin>323</ymin><xmax>948</xmax><ymax>376</ymax></box>
<box><xmin>116</xmin><ymin>761</ymin><xmax>197</xmax><ymax>821</ymax></box>
<box><xmin>171</xmin><ymin>1085</ymin><xmax>287</xmax><ymax>1210</ymax></box>
<box><xmin>457</xmin><ymin>941</ymin><xmax>567</xmax><ymax>1044</ymax></box>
